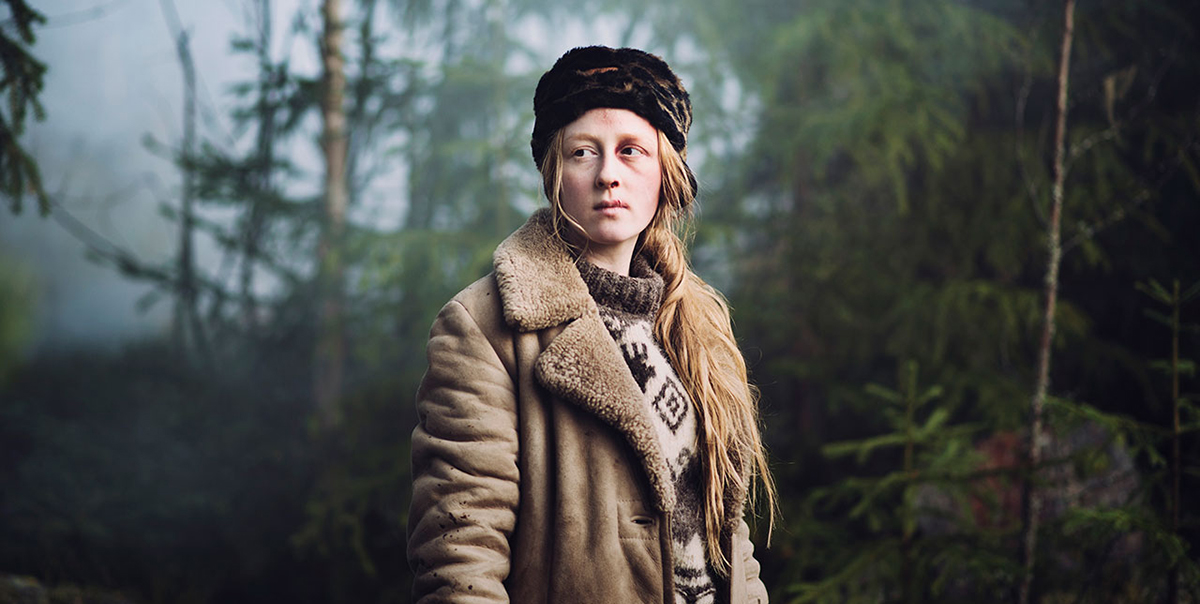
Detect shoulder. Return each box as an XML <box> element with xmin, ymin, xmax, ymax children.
<box><xmin>423</xmin><ymin>274</ymin><xmax>519</xmax><ymax>377</ymax></box>
<box><xmin>443</xmin><ymin>273</ymin><xmax>509</xmax><ymax>341</ymax></box>
<box><xmin>452</xmin><ymin>273</ymin><xmax>502</xmax><ymax>310</ymax></box>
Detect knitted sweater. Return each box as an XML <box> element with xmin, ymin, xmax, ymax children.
<box><xmin>578</xmin><ymin>257</ymin><xmax>718</xmax><ymax>604</ymax></box>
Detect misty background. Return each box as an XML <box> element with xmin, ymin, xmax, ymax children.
<box><xmin>1</xmin><ymin>0</ymin><xmax>1199</xmax><ymax>603</ymax></box>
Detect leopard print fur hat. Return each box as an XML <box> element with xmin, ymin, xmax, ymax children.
<box><xmin>531</xmin><ymin>46</ymin><xmax>696</xmax><ymax>196</ymax></box>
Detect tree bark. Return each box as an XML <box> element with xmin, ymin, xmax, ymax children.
<box><xmin>315</xmin><ymin>0</ymin><xmax>348</xmax><ymax>430</ymax></box>
<box><xmin>159</xmin><ymin>0</ymin><xmax>207</xmax><ymax>364</ymax></box>
<box><xmin>1019</xmin><ymin>2</ymin><xmax>1075</xmax><ymax>603</ymax></box>
<box><xmin>241</xmin><ymin>0</ymin><xmax>275</xmax><ymax>329</ymax></box>
<box><xmin>175</xmin><ymin>28</ymin><xmax>196</xmax><ymax>352</ymax></box>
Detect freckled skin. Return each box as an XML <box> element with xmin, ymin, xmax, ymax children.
<box><xmin>559</xmin><ymin>108</ymin><xmax>662</xmax><ymax>276</ymax></box>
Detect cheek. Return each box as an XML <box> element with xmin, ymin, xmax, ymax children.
<box><xmin>559</xmin><ymin>170</ymin><xmax>591</xmax><ymax>209</ymax></box>
<box><xmin>642</xmin><ymin>170</ymin><xmax>662</xmax><ymax>209</ymax></box>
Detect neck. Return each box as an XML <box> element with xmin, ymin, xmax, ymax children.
<box><xmin>573</xmin><ymin>238</ymin><xmax>637</xmax><ymax>276</ymax></box>
<box><xmin>584</xmin><ymin>249</ymin><xmax>633</xmax><ymax>276</ymax></box>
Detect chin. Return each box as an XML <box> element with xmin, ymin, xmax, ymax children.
<box><xmin>586</xmin><ymin>227</ymin><xmax>643</xmax><ymax>247</ymax></box>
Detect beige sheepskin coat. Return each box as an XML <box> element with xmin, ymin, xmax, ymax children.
<box><xmin>407</xmin><ymin>209</ymin><xmax>768</xmax><ymax>603</ymax></box>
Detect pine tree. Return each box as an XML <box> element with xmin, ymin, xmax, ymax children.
<box><xmin>0</xmin><ymin>0</ymin><xmax>47</xmax><ymax>214</ymax></box>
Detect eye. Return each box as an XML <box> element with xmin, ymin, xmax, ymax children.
<box><xmin>571</xmin><ymin>147</ymin><xmax>597</xmax><ymax>158</ymax></box>
<box><xmin>620</xmin><ymin>146</ymin><xmax>647</xmax><ymax>157</ymax></box>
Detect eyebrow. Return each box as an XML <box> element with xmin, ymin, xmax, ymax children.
<box><xmin>564</xmin><ymin>131</ymin><xmax>655</xmax><ymax>145</ymax></box>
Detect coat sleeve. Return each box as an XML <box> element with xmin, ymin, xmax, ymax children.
<box><xmin>738</xmin><ymin>518</ymin><xmax>769</xmax><ymax>603</ymax></box>
<box><xmin>408</xmin><ymin>299</ymin><xmax>520</xmax><ymax>603</ymax></box>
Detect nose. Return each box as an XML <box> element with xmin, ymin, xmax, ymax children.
<box><xmin>596</xmin><ymin>154</ymin><xmax>619</xmax><ymax>189</ymax></box>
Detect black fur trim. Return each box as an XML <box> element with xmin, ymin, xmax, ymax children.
<box><xmin>532</xmin><ymin>46</ymin><xmax>697</xmax><ymax>197</ymax></box>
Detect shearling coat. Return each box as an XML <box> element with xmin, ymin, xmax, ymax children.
<box><xmin>408</xmin><ymin>209</ymin><xmax>768</xmax><ymax>603</ymax></box>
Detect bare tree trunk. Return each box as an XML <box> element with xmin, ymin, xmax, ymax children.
<box><xmin>345</xmin><ymin>0</ymin><xmax>375</xmax><ymax>208</ymax></box>
<box><xmin>241</xmin><ymin>0</ymin><xmax>275</xmax><ymax>329</ymax></box>
<box><xmin>241</xmin><ymin>0</ymin><xmax>266</xmax><ymax>325</ymax></box>
<box><xmin>175</xmin><ymin>28</ymin><xmax>196</xmax><ymax>351</ymax></box>
<box><xmin>1019</xmin><ymin>2</ymin><xmax>1075</xmax><ymax>603</ymax></box>
<box><xmin>160</xmin><ymin>0</ymin><xmax>207</xmax><ymax>363</ymax></box>
<box><xmin>315</xmin><ymin>0</ymin><xmax>347</xmax><ymax>430</ymax></box>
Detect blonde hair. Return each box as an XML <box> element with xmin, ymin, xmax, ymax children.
<box><xmin>540</xmin><ymin>128</ymin><xmax>778</xmax><ymax>574</ymax></box>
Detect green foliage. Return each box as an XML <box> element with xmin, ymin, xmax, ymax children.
<box><xmin>0</xmin><ymin>256</ymin><xmax>34</xmax><ymax>384</ymax></box>
<box><xmin>1047</xmin><ymin>396</ymin><xmax>1168</xmax><ymax>469</ymax></box>
<box><xmin>5</xmin><ymin>0</ymin><xmax>1200</xmax><ymax>602</ymax></box>
<box><xmin>708</xmin><ymin>0</ymin><xmax>1200</xmax><ymax>601</ymax></box>
<box><xmin>787</xmin><ymin>362</ymin><xmax>997</xmax><ymax>603</ymax></box>
<box><xmin>0</xmin><ymin>574</ymin><xmax>137</xmax><ymax>604</ymax></box>
<box><xmin>0</xmin><ymin>0</ymin><xmax>48</xmax><ymax>215</ymax></box>
<box><xmin>0</xmin><ymin>343</ymin><xmax>314</xmax><ymax>603</ymax></box>
<box><xmin>760</xmin><ymin>0</ymin><xmax>1020</xmax><ymax>213</ymax></box>
<box><xmin>722</xmin><ymin>2</ymin><xmax>1047</xmax><ymax>467</ymax></box>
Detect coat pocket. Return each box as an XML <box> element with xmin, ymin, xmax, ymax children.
<box><xmin>614</xmin><ymin>498</ymin><xmax>665</xmax><ymax>603</ymax></box>
<box><xmin>617</xmin><ymin>498</ymin><xmax>660</xmax><ymax>541</ymax></box>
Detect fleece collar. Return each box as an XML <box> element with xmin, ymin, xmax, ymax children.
<box><xmin>491</xmin><ymin>209</ymin><xmax>751</xmax><ymax>535</ymax></box>
<box><xmin>492</xmin><ymin>209</ymin><xmax>676</xmax><ymax>512</ymax></box>
<box><xmin>492</xmin><ymin>209</ymin><xmax>591</xmax><ymax>332</ymax></box>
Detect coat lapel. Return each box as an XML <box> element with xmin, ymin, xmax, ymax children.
<box><xmin>492</xmin><ymin>209</ymin><xmax>591</xmax><ymax>332</ymax></box>
<box><xmin>492</xmin><ymin>209</ymin><xmax>676</xmax><ymax>512</ymax></box>
<box><xmin>533</xmin><ymin>309</ymin><xmax>676</xmax><ymax>512</ymax></box>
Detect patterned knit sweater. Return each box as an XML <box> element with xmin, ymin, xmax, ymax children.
<box><xmin>578</xmin><ymin>257</ymin><xmax>719</xmax><ymax>604</ymax></box>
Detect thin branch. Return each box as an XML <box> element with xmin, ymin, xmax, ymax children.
<box><xmin>1020</xmin><ymin>3</ymin><xmax>1076</xmax><ymax>604</ymax></box>
<box><xmin>1064</xmin><ymin>129</ymin><xmax>1118</xmax><ymax>174</ymax></box>
<box><xmin>1015</xmin><ymin>52</ymin><xmax>1047</xmax><ymax>229</ymax></box>
<box><xmin>1063</xmin><ymin>41</ymin><xmax>1180</xmax><ymax>177</ymax></box>
<box><xmin>28</xmin><ymin>1</ymin><xmax>127</xmax><ymax>30</ymax></box>
<box><xmin>159</xmin><ymin>0</ymin><xmax>206</xmax><ymax>362</ymax></box>
<box><xmin>45</xmin><ymin>195</ymin><xmax>264</xmax><ymax>315</ymax></box>
<box><xmin>1063</xmin><ymin>131</ymin><xmax>1199</xmax><ymax>254</ymax></box>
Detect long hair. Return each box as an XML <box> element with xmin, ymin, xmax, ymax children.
<box><xmin>539</xmin><ymin>128</ymin><xmax>778</xmax><ymax>574</ymax></box>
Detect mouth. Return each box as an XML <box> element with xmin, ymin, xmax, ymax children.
<box><xmin>594</xmin><ymin>200</ymin><xmax>627</xmax><ymax>210</ymax></box>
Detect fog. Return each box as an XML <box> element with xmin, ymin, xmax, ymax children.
<box><xmin>0</xmin><ymin>0</ymin><xmax>300</xmax><ymax>353</ymax></box>
<box><xmin>1</xmin><ymin>0</ymin><xmax>619</xmax><ymax>354</ymax></box>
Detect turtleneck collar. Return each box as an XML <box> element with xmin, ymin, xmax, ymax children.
<box><xmin>576</xmin><ymin>254</ymin><xmax>664</xmax><ymax>318</ymax></box>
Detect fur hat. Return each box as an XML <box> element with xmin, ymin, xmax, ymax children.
<box><xmin>531</xmin><ymin>46</ymin><xmax>696</xmax><ymax>196</ymax></box>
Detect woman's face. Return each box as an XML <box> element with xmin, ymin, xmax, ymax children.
<box><xmin>558</xmin><ymin>108</ymin><xmax>661</xmax><ymax>272</ymax></box>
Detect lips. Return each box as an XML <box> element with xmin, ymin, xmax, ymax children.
<box><xmin>594</xmin><ymin>199</ymin><xmax>627</xmax><ymax>210</ymax></box>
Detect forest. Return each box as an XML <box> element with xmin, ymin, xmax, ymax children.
<box><xmin>1</xmin><ymin>0</ymin><xmax>1198</xmax><ymax>602</ymax></box>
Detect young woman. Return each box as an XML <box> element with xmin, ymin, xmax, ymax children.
<box><xmin>408</xmin><ymin>45</ymin><xmax>776</xmax><ymax>604</ymax></box>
